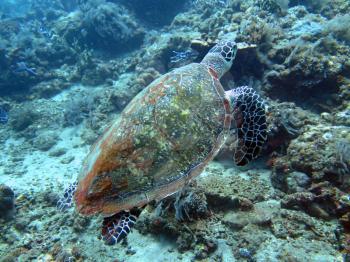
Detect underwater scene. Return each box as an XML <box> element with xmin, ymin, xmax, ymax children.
<box><xmin>0</xmin><ymin>0</ymin><xmax>350</xmax><ymax>261</ymax></box>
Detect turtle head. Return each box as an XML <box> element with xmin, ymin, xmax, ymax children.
<box><xmin>201</xmin><ymin>40</ymin><xmax>238</xmax><ymax>78</ymax></box>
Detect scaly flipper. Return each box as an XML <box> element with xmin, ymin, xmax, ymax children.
<box><xmin>226</xmin><ymin>86</ymin><xmax>267</xmax><ymax>166</ymax></box>
<box><xmin>101</xmin><ymin>208</ymin><xmax>142</xmax><ymax>245</ymax></box>
<box><xmin>56</xmin><ymin>181</ymin><xmax>78</xmax><ymax>211</ymax></box>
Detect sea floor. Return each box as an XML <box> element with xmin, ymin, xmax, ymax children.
<box><xmin>0</xmin><ymin>88</ymin><xmax>345</xmax><ymax>260</ymax></box>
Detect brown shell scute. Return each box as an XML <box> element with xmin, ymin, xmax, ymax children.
<box><xmin>75</xmin><ymin>63</ymin><xmax>228</xmax><ymax>216</ymax></box>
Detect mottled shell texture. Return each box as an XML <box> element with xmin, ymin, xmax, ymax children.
<box><xmin>75</xmin><ymin>63</ymin><xmax>229</xmax><ymax>216</ymax></box>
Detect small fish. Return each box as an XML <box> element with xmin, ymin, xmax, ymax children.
<box><xmin>13</xmin><ymin>62</ymin><xmax>37</xmax><ymax>76</ymax></box>
<box><xmin>170</xmin><ymin>50</ymin><xmax>198</xmax><ymax>63</ymax></box>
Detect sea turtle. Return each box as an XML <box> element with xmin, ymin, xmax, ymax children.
<box><xmin>59</xmin><ymin>40</ymin><xmax>267</xmax><ymax>245</ymax></box>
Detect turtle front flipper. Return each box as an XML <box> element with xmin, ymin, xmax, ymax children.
<box><xmin>226</xmin><ymin>86</ymin><xmax>268</xmax><ymax>166</ymax></box>
<box><xmin>56</xmin><ymin>181</ymin><xmax>78</xmax><ymax>211</ymax></box>
<box><xmin>101</xmin><ymin>208</ymin><xmax>143</xmax><ymax>245</ymax></box>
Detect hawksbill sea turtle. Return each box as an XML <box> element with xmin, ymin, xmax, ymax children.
<box><xmin>57</xmin><ymin>40</ymin><xmax>267</xmax><ymax>245</ymax></box>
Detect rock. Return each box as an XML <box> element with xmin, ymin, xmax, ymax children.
<box><xmin>14</xmin><ymin>217</ymin><xmax>29</xmax><ymax>231</ymax></box>
<box><xmin>60</xmin><ymin>155</ymin><xmax>75</xmax><ymax>164</ymax></box>
<box><xmin>198</xmin><ymin>166</ymin><xmax>275</xmax><ymax>208</ymax></box>
<box><xmin>222</xmin><ymin>212</ymin><xmax>249</xmax><ymax>230</ymax></box>
<box><xmin>194</xmin><ymin>250</ymin><xmax>208</xmax><ymax>260</ymax></box>
<box><xmin>73</xmin><ymin>215</ymin><xmax>90</xmax><ymax>233</ymax></box>
<box><xmin>290</xmin><ymin>171</ymin><xmax>311</xmax><ymax>188</ymax></box>
<box><xmin>238</xmin><ymin>248</ymin><xmax>252</xmax><ymax>259</ymax></box>
<box><xmin>307</xmin><ymin>203</ymin><xmax>331</xmax><ymax>220</ymax></box>
<box><xmin>49</xmin><ymin>148</ymin><xmax>67</xmax><ymax>157</ymax></box>
<box><xmin>205</xmin><ymin>192</ymin><xmax>241</xmax><ymax>211</ymax></box>
<box><xmin>215</xmin><ymin>239</ymin><xmax>236</xmax><ymax>262</ymax></box>
<box><xmin>80</xmin><ymin>129</ymin><xmax>98</xmax><ymax>145</ymax></box>
<box><xmin>281</xmin><ymin>192</ymin><xmax>315</xmax><ymax>210</ymax></box>
<box><xmin>0</xmin><ymin>184</ymin><xmax>15</xmax><ymax>220</ymax></box>
<box><xmin>10</xmin><ymin>106</ymin><xmax>39</xmax><ymax>132</ymax></box>
<box><xmin>174</xmin><ymin>186</ymin><xmax>209</xmax><ymax>221</ymax></box>
<box><xmin>33</xmin><ymin>131</ymin><xmax>59</xmax><ymax>151</ymax></box>
<box><xmin>286</xmin><ymin>171</ymin><xmax>311</xmax><ymax>193</ymax></box>
<box><xmin>41</xmin><ymin>191</ymin><xmax>60</xmax><ymax>207</ymax></box>
<box><xmin>176</xmin><ymin>232</ymin><xmax>196</xmax><ymax>252</ymax></box>
<box><xmin>287</xmin><ymin>125</ymin><xmax>349</xmax><ymax>183</ymax></box>
<box><xmin>255</xmin><ymin>234</ymin><xmax>339</xmax><ymax>261</ymax></box>
<box><xmin>281</xmin><ymin>191</ymin><xmax>333</xmax><ymax>220</ymax></box>
<box><xmin>253</xmin><ymin>200</ymin><xmax>281</xmax><ymax>226</ymax></box>
<box><xmin>126</xmin><ymin>247</ymin><xmax>136</xmax><ymax>255</ymax></box>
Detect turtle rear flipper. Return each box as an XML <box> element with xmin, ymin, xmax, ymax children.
<box><xmin>101</xmin><ymin>208</ymin><xmax>142</xmax><ymax>245</ymax></box>
<box><xmin>226</xmin><ymin>86</ymin><xmax>267</xmax><ymax>166</ymax></box>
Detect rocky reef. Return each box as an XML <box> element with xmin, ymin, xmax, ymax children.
<box><xmin>0</xmin><ymin>184</ymin><xmax>15</xmax><ymax>220</ymax></box>
<box><xmin>0</xmin><ymin>0</ymin><xmax>349</xmax><ymax>261</ymax></box>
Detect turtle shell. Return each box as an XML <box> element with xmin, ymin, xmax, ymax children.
<box><xmin>75</xmin><ymin>63</ymin><xmax>231</xmax><ymax>216</ymax></box>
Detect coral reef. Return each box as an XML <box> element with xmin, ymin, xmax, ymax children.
<box><xmin>82</xmin><ymin>2</ymin><xmax>145</xmax><ymax>52</ymax></box>
<box><xmin>10</xmin><ymin>104</ymin><xmax>40</xmax><ymax>132</ymax></box>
